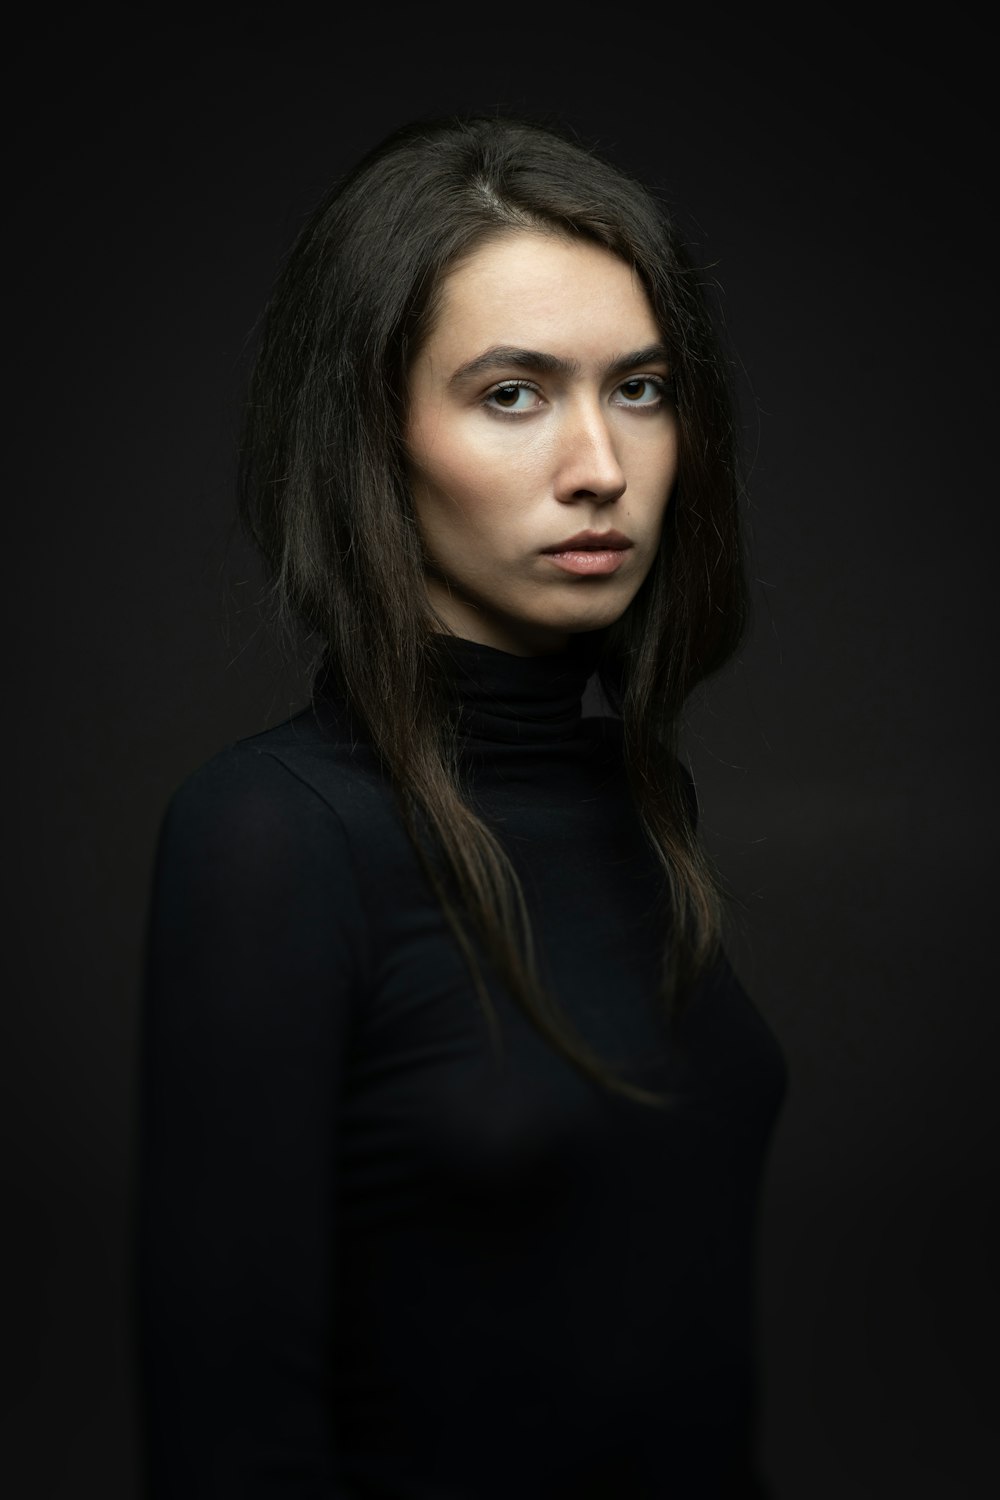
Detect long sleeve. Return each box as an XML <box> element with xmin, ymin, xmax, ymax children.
<box><xmin>135</xmin><ymin>747</ymin><xmax>368</xmax><ymax>1498</ymax></box>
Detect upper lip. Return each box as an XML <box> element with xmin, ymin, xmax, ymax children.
<box><xmin>541</xmin><ymin>529</ymin><xmax>634</xmax><ymax>553</ymax></box>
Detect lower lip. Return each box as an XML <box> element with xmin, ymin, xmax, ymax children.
<box><xmin>542</xmin><ymin>548</ymin><xmax>630</xmax><ymax>576</ymax></box>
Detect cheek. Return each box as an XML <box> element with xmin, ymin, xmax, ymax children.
<box><xmin>409</xmin><ymin>453</ymin><xmax>500</xmax><ymax>561</ymax></box>
<box><xmin>637</xmin><ymin>426</ymin><xmax>680</xmax><ymax>504</ymax></box>
<box><xmin>408</xmin><ymin>415</ymin><xmax>478</xmax><ymax>505</ymax></box>
<box><xmin>412</xmin><ymin>424</ymin><xmax>527</xmax><ymax>527</ymax></box>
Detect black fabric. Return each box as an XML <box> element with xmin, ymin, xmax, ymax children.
<box><xmin>136</xmin><ymin>633</ymin><xmax>788</xmax><ymax>1499</ymax></box>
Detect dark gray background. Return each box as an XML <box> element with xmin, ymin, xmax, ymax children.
<box><xmin>5</xmin><ymin>11</ymin><xmax>995</xmax><ymax>1498</ymax></box>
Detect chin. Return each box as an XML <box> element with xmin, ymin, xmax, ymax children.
<box><xmin>548</xmin><ymin>596</ymin><xmax>635</xmax><ymax>635</ymax></box>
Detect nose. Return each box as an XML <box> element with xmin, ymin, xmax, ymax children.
<box><xmin>553</xmin><ymin>400</ymin><xmax>627</xmax><ymax>505</ymax></box>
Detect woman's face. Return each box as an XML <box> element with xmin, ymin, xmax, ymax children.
<box><xmin>404</xmin><ymin>230</ymin><xmax>679</xmax><ymax>656</ymax></box>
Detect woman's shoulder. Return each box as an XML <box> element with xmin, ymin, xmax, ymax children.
<box><xmin>170</xmin><ymin>700</ymin><xmax>382</xmax><ymax>823</ymax></box>
<box><xmin>156</xmin><ymin>701</ymin><xmax>390</xmax><ymax>879</ymax></box>
<box><xmin>144</xmin><ymin>716</ymin><xmax>374</xmax><ymax>1041</ymax></box>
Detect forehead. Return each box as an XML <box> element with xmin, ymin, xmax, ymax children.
<box><xmin>420</xmin><ymin>231</ymin><xmax>662</xmax><ymax>368</ymax></box>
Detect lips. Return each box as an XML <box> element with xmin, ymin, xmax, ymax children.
<box><xmin>541</xmin><ymin>530</ymin><xmax>633</xmax><ymax>553</ymax></box>
<box><xmin>540</xmin><ymin>528</ymin><xmax>635</xmax><ymax>576</ymax></box>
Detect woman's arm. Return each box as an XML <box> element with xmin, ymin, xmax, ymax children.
<box><xmin>135</xmin><ymin>746</ymin><xmax>367</xmax><ymax>1498</ymax></box>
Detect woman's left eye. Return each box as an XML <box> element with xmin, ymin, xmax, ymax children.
<box><xmin>614</xmin><ymin>377</ymin><xmax>666</xmax><ymax>406</ymax></box>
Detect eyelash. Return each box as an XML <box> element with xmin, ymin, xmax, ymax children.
<box><xmin>481</xmin><ymin>375</ymin><xmax>675</xmax><ymax>417</ymax></box>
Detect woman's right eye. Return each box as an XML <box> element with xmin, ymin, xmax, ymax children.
<box><xmin>484</xmin><ymin>382</ymin><xmax>539</xmax><ymax>414</ymax></box>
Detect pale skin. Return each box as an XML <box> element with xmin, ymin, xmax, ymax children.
<box><xmin>404</xmin><ymin>230</ymin><xmax>680</xmax><ymax>657</ymax></box>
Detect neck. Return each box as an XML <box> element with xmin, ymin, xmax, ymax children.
<box><xmin>423</xmin><ymin>586</ymin><xmax>573</xmax><ymax>658</ymax></box>
<box><xmin>429</xmin><ymin>630</ymin><xmax>602</xmax><ymax>747</ymax></box>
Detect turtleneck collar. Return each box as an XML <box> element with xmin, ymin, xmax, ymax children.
<box><xmin>429</xmin><ymin>631</ymin><xmax>603</xmax><ymax>746</ymax></box>
<box><xmin>311</xmin><ymin>631</ymin><xmax>606</xmax><ymax>749</ymax></box>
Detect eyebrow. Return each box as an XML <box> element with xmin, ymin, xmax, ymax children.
<box><xmin>447</xmin><ymin>343</ymin><xmax>671</xmax><ymax>387</ymax></box>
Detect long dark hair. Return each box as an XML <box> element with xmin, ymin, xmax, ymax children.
<box><xmin>238</xmin><ymin>114</ymin><xmax>748</xmax><ymax>1108</ymax></box>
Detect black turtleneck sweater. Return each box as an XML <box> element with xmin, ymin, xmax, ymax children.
<box><xmin>136</xmin><ymin>634</ymin><xmax>787</xmax><ymax>1499</ymax></box>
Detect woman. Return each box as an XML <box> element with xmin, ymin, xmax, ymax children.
<box><xmin>136</xmin><ymin>115</ymin><xmax>788</xmax><ymax>1498</ymax></box>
